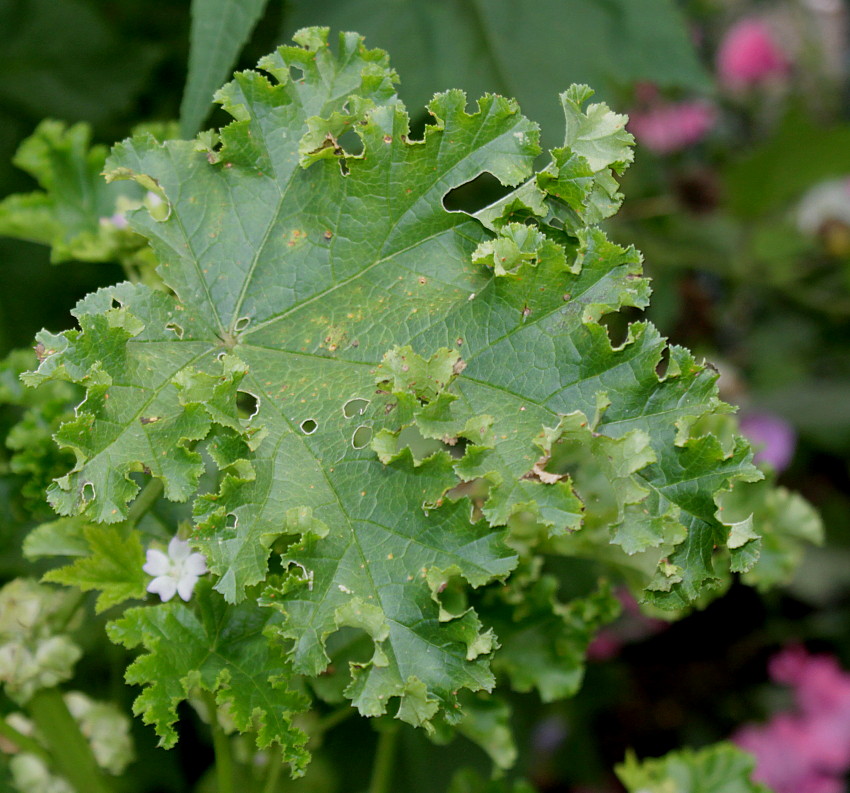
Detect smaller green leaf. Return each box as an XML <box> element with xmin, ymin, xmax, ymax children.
<box><xmin>43</xmin><ymin>524</ymin><xmax>148</xmax><ymax>613</ymax></box>
<box><xmin>719</xmin><ymin>476</ymin><xmax>823</xmax><ymax>591</ymax></box>
<box><xmin>482</xmin><ymin>569</ymin><xmax>620</xmax><ymax>702</ymax></box>
<box><xmin>478</xmin><ymin>87</ymin><xmax>633</xmax><ymax>232</ymax></box>
<box><xmin>616</xmin><ymin>743</ymin><xmax>773</xmax><ymax>793</ymax></box>
<box><xmin>107</xmin><ymin>580</ymin><xmax>310</xmax><ymax>775</ymax></box>
<box><xmin>0</xmin><ymin>121</ymin><xmax>148</xmax><ymax>264</ymax></box>
<box><xmin>454</xmin><ymin>692</ymin><xmax>516</xmax><ymax>770</ymax></box>
<box><xmin>23</xmin><ymin>517</ymin><xmax>90</xmax><ymax>560</ymax></box>
<box><xmin>559</xmin><ymin>85</ymin><xmax>634</xmax><ymax>173</ymax></box>
<box><xmin>2</xmin><ymin>350</ymin><xmax>78</xmax><ymax>518</ymax></box>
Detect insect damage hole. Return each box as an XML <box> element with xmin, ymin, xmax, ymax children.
<box><xmin>442</xmin><ymin>172</ymin><xmax>513</xmax><ymax>214</ymax></box>
<box><xmin>81</xmin><ymin>482</ymin><xmax>96</xmax><ymax>502</ymax></box>
<box><xmin>351</xmin><ymin>425</ymin><xmax>373</xmax><ymax>449</ymax></box>
<box><xmin>300</xmin><ymin>418</ymin><xmax>318</xmax><ymax>435</ymax></box>
<box><xmin>337</xmin><ymin>128</ymin><xmax>364</xmax><ymax>156</ymax></box>
<box><xmin>600</xmin><ymin>306</ymin><xmax>643</xmax><ymax>348</ymax></box>
<box><xmin>236</xmin><ymin>390</ymin><xmax>259</xmax><ymax>419</ymax></box>
<box><xmin>233</xmin><ymin>316</ymin><xmax>251</xmax><ymax>333</ymax></box>
<box><xmin>342</xmin><ymin>398</ymin><xmax>370</xmax><ymax>419</ymax></box>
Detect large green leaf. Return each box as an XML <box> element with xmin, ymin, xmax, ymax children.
<box><xmin>27</xmin><ymin>29</ymin><xmax>758</xmax><ymax>729</ymax></box>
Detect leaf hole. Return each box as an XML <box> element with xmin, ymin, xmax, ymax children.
<box><xmin>444</xmin><ymin>436</ymin><xmax>469</xmax><ymax>460</ymax></box>
<box><xmin>289</xmin><ymin>65</ymin><xmax>304</xmax><ymax>82</ymax></box>
<box><xmin>434</xmin><ymin>573</ymin><xmax>468</xmax><ymax>619</ymax></box>
<box><xmin>351</xmin><ymin>425</ymin><xmax>373</xmax><ymax>449</ymax></box>
<box><xmin>81</xmin><ymin>482</ymin><xmax>95</xmax><ymax>502</ymax></box>
<box><xmin>656</xmin><ymin>347</ymin><xmax>671</xmax><ymax>379</ymax></box>
<box><xmin>445</xmin><ymin>478</ymin><xmax>490</xmax><ymax>523</ymax></box>
<box><xmin>442</xmin><ymin>172</ymin><xmax>513</xmax><ymax>214</ymax></box>
<box><xmin>165</xmin><ymin>321</ymin><xmax>184</xmax><ymax>339</ymax></box>
<box><xmin>233</xmin><ymin>316</ymin><xmax>251</xmax><ymax>333</ymax></box>
<box><xmin>236</xmin><ymin>390</ymin><xmax>259</xmax><ymax>419</ymax></box>
<box><xmin>111</xmin><ymin>297</ymin><xmax>122</xmax><ymax>309</ymax></box>
<box><xmin>600</xmin><ymin>307</ymin><xmax>643</xmax><ymax>349</ymax></box>
<box><xmin>342</xmin><ymin>398</ymin><xmax>370</xmax><ymax>419</ymax></box>
<box><xmin>225</xmin><ymin>513</ymin><xmax>238</xmax><ymax>529</ymax></box>
<box><xmin>337</xmin><ymin>128</ymin><xmax>364</xmax><ymax>156</ymax></box>
<box><xmin>215</xmin><ymin>351</ymin><xmax>227</xmax><ymax>362</ymax></box>
<box><xmin>300</xmin><ymin>418</ymin><xmax>318</xmax><ymax>435</ymax></box>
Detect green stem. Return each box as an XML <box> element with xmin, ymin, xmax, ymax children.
<box><xmin>26</xmin><ymin>687</ymin><xmax>114</xmax><ymax>793</ymax></box>
<box><xmin>261</xmin><ymin>754</ymin><xmax>282</xmax><ymax>793</ymax></box>
<box><xmin>312</xmin><ymin>705</ymin><xmax>355</xmax><ymax>743</ymax></box>
<box><xmin>51</xmin><ymin>590</ymin><xmax>86</xmax><ymax>634</ymax></box>
<box><xmin>368</xmin><ymin>725</ymin><xmax>399</xmax><ymax>793</ymax></box>
<box><xmin>126</xmin><ymin>477</ymin><xmax>164</xmax><ymax>527</ymax></box>
<box><xmin>202</xmin><ymin>690</ymin><xmax>233</xmax><ymax>793</ymax></box>
<box><xmin>119</xmin><ymin>259</ymin><xmax>140</xmax><ymax>284</ymax></box>
<box><xmin>0</xmin><ymin>716</ymin><xmax>51</xmax><ymax>762</ymax></box>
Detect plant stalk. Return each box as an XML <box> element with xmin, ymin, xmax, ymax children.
<box><xmin>261</xmin><ymin>753</ymin><xmax>282</xmax><ymax>793</ymax></box>
<box><xmin>368</xmin><ymin>724</ymin><xmax>399</xmax><ymax>793</ymax></box>
<box><xmin>312</xmin><ymin>705</ymin><xmax>355</xmax><ymax>743</ymax></box>
<box><xmin>202</xmin><ymin>690</ymin><xmax>234</xmax><ymax>793</ymax></box>
<box><xmin>0</xmin><ymin>716</ymin><xmax>51</xmax><ymax>761</ymax></box>
<box><xmin>126</xmin><ymin>477</ymin><xmax>164</xmax><ymax>527</ymax></box>
<box><xmin>26</xmin><ymin>687</ymin><xmax>115</xmax><ymax>793</ymax></box>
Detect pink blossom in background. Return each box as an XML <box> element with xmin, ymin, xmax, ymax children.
<box><xmin>739</xmin><ymin>412</ymin><xmax>797</xmax><ymax>472</ymax></box>
<box><xmin>587</xmin><ymin>589</ymin><xmax>667</xmax><ymax>661</ymax></box>
<box><xmin>627</xmin><ymin>99</ymin><xmax>716</xmax><ymax>155</ymax></box>
<box><xmin>716</xmin><ymin>18</ymin><xmax>790</xmax><ymax>89</ymax></box>
<box><xmin>732</xmin><ymin>646</ymin><xmax>850</xmax><ymax>793</ymax></box>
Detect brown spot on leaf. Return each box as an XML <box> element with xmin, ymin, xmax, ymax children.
<box><xmin>452</xmin><ymin>357</ymin><xmax>467</xmax><ymax>376</ymax></box>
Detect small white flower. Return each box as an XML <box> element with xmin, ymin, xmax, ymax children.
<box><xmin>796</xmin><ymin>177</ymin><xmax>850</xmax><ymax>235</ymax></box>
<box><xmin>143</xmin><ymin>536</ymin><xmax>207</xmax><ymax>602</ymax></box>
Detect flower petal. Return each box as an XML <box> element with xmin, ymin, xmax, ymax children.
<box><xmin>147</xmin><ymin>576</ymin><xmax>177</xmax><ymax>602</ymax></box>
<box><xmin>167</xmin><ymin>536</ymin><xmax>191</xmax><ymax>562</ymax></box>
<box><xmin>183</xmin><ymin>553</ymin><xmax>208</xmax><ymax>577</ymax></box>
<box><xmin>176</xmin><ymin>574</ymin><xmax>198</xmax><ymax>602</ymax></box>
<box><xmin>143</xmin><ymin>549</ymin><xmax>171</xmax><ymax>577</ymax></box>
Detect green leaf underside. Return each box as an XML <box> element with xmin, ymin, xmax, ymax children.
<box><xmin>107</xmin><ymin>580</ymin><xmax>310</xmax><ymax>773</ymax></box>
<box><xmin>27</xmin><ymin>28</ymin><xmax>759</xmax><ymax>731</ymax></box>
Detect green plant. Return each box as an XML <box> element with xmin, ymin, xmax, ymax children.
<box><xmin>0</xmin><ymin>20</ymin><xmax>818</xmax><ymax>793</ymax></box>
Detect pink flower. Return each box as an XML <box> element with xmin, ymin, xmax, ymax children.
<box><xmin>587</xmin><ymin>589</ymin><xmax>667</xmax><ymax>660</ymax></box>
<box><xmin>627</xmin><ymin>99</ymin><xmax>716</xmax><ymax>155</ymax></box>
<box><xmin>739</xmin><ymin>412</ymin><xmax>796</xmax><ymax>472</ymax></box>
<box><xmin>732</xmin><ymin>647</ymin><xmax>850</xmax><ymax>793</ymax></box>
<box><xmin>717</xmin><ymin>18</ymin><xmax>790</xmax><ymax>89</ymax></box>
